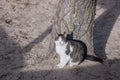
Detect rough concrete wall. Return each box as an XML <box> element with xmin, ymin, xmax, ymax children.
<box><xmin>0</xmin><ymin>0</ymin><xmax>120</xmax><ymax>80</ymax></box>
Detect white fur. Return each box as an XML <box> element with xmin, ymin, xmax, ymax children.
<box><xmin>55</xmin><ymin>37</ymin><xmax>70</xmax><ymax>68</ymax></box>
<box><xmin>55</xmin><ymin>36</ymin><xmax>78</xmax><ymax>68</ymax></box>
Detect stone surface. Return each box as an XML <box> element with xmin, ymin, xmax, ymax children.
<box><xmin>0</xmin><ymin>0</ymin><xmax>120</xmax><ymax>80</ymax></box>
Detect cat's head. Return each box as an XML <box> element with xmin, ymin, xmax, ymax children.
<box><xmin>55</xmin><ymin>32</ymin><xmax>67</xmax><ymax>45</ymax></box>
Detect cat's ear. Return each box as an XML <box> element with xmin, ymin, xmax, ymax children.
<box><xmin>63</xmin><ymin>32</ymin><xmax>67</xmax><ymax>38</ymax></box>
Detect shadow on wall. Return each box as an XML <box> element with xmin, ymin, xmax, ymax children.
<box><xmin>93</xmin><ymin>0</ymin><xmax>120</xmax><ymax>59</ymax></box>
<box><xmin>0</xmin><ymin>26</ymin><xmax>23</xmax><ymax>76</ymax></box>
<box><xmin>0</xmin><ymin>21</ymin><xmax>52</xmax><ymax>80</ymax></box>
<box><xmin>0</xmin><ymin>24</ymin><xmax>52</xmax><ymax>79</ymax></box>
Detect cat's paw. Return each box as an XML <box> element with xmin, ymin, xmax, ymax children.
<box><xmin>57</xmin><ymin>64</ymin><xmax>64</xmax><ymax>68</ymax></box>
<box><xmin>69</xmin><ymin>63</ymin><xmax>74</xmax><ymax>67</ymax></box>
<box><xmin>69</xmin><ymin>61</ymin><xmax>79</xmax><ymax>67</ymax></box>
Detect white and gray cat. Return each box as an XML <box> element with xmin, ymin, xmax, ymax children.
<box><xmin>55</xmin><ymin>33</ymin><xmax>103</xmax><ymax>68</ymax></box>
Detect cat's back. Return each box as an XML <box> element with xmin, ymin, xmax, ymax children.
<box><xmin>69</xmin><ymin>39</ymin><xmax>84</xmax><ymax>47</ymax></box>
<box><xmin>69</xmin><ymin>39</ymin><xmax>87</xmax><ymax>53</ymax></box>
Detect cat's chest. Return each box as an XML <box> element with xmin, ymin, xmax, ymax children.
<box><xmin>55</xmin><ymin>45</ymin><xmax>67</xmax><ymax>55</ymax></box>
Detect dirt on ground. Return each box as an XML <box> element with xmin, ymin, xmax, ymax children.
<box><xmin>0</xmin><ymin>0</ymin><xmax>120</xmax><ymax>80</ymax></box>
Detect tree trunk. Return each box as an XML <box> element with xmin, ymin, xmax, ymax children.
<box><xmin>51</xmin><ymin>0</ymin><xmax>96</xmax><ymax>54</ymax></box>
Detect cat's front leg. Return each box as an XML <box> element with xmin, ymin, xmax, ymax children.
<box><xmin>57</xmin><ymin>63</ymin><xmax>64</xmax><ymax>68</ymax></box>
<box><xmin>57</xmin><ymin>57</ymin><xmax>65</xmax><ymax>68</ymax></box>
<box><xmin>57</xmin><ymin>56</ymin><xmax>70</xmax><ymax>68</ymax></box>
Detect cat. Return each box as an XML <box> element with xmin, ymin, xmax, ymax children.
<box><xmin>55</xmin><ymin>33</ymin><xmax>103</xmax><ymax>68</ymax></box>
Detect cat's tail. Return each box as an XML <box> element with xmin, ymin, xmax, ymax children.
<box><xmin>86</xmin><ymin>55</ymin><xmax>103</xmax><ymax>64</ymax></box>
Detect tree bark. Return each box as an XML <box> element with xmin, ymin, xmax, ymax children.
<box><xmin>51</xmin><ymin>0</ymin><xmax>96</xmax><ymax>54</ymax></box>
